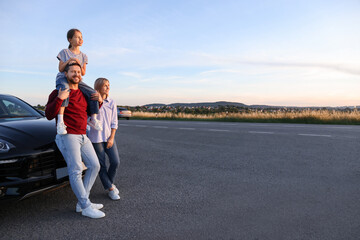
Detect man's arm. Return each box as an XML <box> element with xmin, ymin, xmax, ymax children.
<box><xmin>45</xmin><ymin>90</ymin><xmax>64</xmax><ymax>120</ymax></box>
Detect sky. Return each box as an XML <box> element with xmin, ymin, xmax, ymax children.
<box><xmin>0</xmin><ymin>0</ymin><xmax>359</xmax><ymax>107</ymax></box>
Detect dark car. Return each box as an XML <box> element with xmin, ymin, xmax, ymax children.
<box><xmin>0</xmin><ymin>94</ymin><xmax>68</xmax><ymax>202</ymax></box>
<box><xmin>117</xmin><ymin>107</ymin><xmax>132</xmax><ymax>120</ymax></box>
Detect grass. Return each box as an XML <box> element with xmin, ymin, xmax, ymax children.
<box><xmin>131</xmin><ymin>110</ymin><xmax>360</xmax><ymax>125</ymax></box>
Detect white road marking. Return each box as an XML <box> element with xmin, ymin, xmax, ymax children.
<box><xmin>250</xmin><ymin>124</ymin><xmax>273</xmax><ymax>127</ymax></box>
<box><xmin>179</xmin><ymin>128</ymin><xmax>195</xmax><ymax>130</ymax></box>
<box><xmin>298</xmin><ymin>134</ymin><xmax>331</xmax><ymax>137</ymax></box>
<box><xmin>153</xmin><ymin>126</ymin><xmax>168</xmax><ymax>129</ymax></box>
<box><xmin>208</xmin><ymin>129</ymin><xmax>230</xmax><ymax>132</ymax></box>
<box><xmin>118</xmin><ymin>124</ymin><xmax>129</xmax><ymax>126</ymax></box>
<box><xmin>135</xmin><ymin>125</ymin><xmax>147</xmax><ymax>127</ymax></box>
<box><xmin>280</xmin><ymin>125</ymin><xmax>307</xmax><ymax>128</ymax></box>
<box><xmin>249</xmin><ymin>131</ymin><xmax>274</xmax><ymax>134</ymax></box>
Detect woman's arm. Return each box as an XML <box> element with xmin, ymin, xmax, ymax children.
<box><xmin>106</xmin><ymin>101</ymin><xmax>119</xmax><ymax>149</ymax></box>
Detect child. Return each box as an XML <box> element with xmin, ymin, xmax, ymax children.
<box><xmin>55</xmin><ymin>28</ymin><xmax>102</xmax><ymax>134</ymax></box>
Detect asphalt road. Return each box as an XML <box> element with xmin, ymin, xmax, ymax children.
<box><xmin>1</xmin><ymin>120</ymin><xmax>360</xmax><ymax>239</ymax></box>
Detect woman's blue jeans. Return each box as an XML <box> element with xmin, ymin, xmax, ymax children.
<box><xmin>92</xmin><ymin>141</ymin><xmax>120</xmax><ymax>190</ymax></box>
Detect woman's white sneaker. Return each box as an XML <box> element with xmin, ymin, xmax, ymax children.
<box><xmin>112</xmin><ymin>184</ymin><xmax>119</xmax><ymax>195</ymax></box>
<box><xmin>81</xmin><ymin>205</ymin><xmax>105</xmax><ymax>219</ymax></box>
<box><xmin>108</xmin><ymin>190</ymin><xmax>120</xmax><ymax>200</ymax></box>
<box><xmin>76</xmin><ymin>203</ymin><xmax>104</xmax><ymax>213</ymax></box>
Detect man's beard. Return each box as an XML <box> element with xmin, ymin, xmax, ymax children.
<box><xmin>68</xmin><ymin>76</ymin><xmax>81</xmax><ymax>84</ymax></box>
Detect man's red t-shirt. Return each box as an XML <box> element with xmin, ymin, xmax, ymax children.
<box><xmin>45</xmin><ymin>89</ymin><xmax>88</xmax><ymax>134</ymax></box>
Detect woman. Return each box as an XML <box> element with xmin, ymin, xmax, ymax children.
<box><xmin>88</xmin><ymin>78</ymin><xmax>120</xmax><ymax>200</ymax></box>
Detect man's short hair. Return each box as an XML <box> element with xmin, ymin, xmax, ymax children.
<box><xmin>64</xmin><ymin>62</ymin><xmax>82</xmax><ymax>72</ymax></box>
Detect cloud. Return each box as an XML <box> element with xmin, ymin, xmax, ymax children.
<box><xmin>240</xmin><ymin>61</ymin><xmax>360</xmax><ymax>76</ymax></box>
<box><xmin>0</xmin><ymin>69</ymin><xmax>51</xmax><ymax>76</ymax></box>
<box><xmin>193</xmin><ymin>52</ymin><xmax>360</xmax><ymax>76</ymax></box>
<box><xmin>200</xmin><ymin>69</ymin><xmax>243</xmax><ymax>75</ymax></box>
<box><xmin>140</xmin><ymin>75</ymin><xmax>183</xmax><ymax>83</ymax></box>
<box><xmin>119</xmin><ymin>72</ymin><xmax>142</xmax><ymax>78</ymax></box>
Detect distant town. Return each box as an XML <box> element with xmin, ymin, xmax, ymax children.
<box><xmin>122</xmin><ymin>101</ymin><xmax>358</xmax><ymax>114</ymax></box>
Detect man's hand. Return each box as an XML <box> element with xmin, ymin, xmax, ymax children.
<box><xmin>91</xmin><ymin>91</ymin><xmax>103</xmax><ymax>104</ymax></box>
<box><xmin>58</xmin><ymin>88</ymin><xmax>70</xmax><ymax>100</ymax></box>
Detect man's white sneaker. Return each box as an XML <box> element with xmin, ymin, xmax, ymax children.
<box><xmin>81</xmin><ymin>206</ymin><xmax>105</xmax><ymax>219</ymax></box>
<box><xmin>76</xmin><ymin>203</ymin><xmax>104</xmax><ymax>213</ymax></box>
<box><xmin>57</xmin><ymin>122</ymin><xmax>67</xmax><ymax>135</ymax></box>
<box><xmin>108</xmin><ymin>190</ymin><xmax>120</xmax><ymax>200</ymax></box>
<box><xmin>88</xmin><ymin>118</ymin><xmax>103</xmax><ymax>131</ymax></box>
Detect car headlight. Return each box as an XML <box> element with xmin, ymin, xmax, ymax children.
<box><xmin>0</xmin><ymin>139</ymin><xmax>15</xmax><ymax>153</ymax></box>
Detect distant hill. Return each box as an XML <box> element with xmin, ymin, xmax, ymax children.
<box><xmin>142</xmin><ymin>101</ymin><xmax>359</xmax><ymax>109</ymax></box>
<box><xmin>143</xmin><ymin>103</ymin><xmax>167</xmax><ymax>108</ymax></box>
<box><xmin>144</xmin><ymin>101</ymin><xmax>247</xmax><ymax>108</ymax></box>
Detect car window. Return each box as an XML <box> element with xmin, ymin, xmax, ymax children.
<box><xmin>0</xmin><ymin>96</ymin><xmax>42</xmax><ymax>119</ymax></box>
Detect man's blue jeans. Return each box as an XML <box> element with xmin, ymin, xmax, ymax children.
<box><xmin>55</xmin><ymin>134</ymin><xmax>100</xmax><ymax>209</ymax></box>
<box><xmin>92</xmin><ymin>141</ymin><xmax>120</xmax><ymax>190</ymax></box>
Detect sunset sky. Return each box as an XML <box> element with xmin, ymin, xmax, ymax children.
<box><xmin>0</xmin><ymin>0</ymin><xmax>359</xmax><ymax>107</ymax></box>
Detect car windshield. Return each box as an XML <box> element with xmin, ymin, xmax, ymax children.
<box><xmin>0</xmin><ymin>95</ymin><xmax>43</xmax><ymax>119</ymax></box>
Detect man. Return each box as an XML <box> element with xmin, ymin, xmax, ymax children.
<box><xmin>45</xmin><ymin>62</ymin><xmax>105</xmax><ymax>219</ymax></box>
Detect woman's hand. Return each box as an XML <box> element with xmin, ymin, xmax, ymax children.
<box><xmin>107</xmin><ymin>129</ymin><xmax>117</xmax><ymax>149</ymax></box>
<box><xmin>107</xmin><ymin>138</ymin><xmax>114</xmax><ymax>149</ymax></box>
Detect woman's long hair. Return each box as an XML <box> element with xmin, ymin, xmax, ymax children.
<box><xmin>94</xmin><ymin>78</ymin><xmax>109</xmax><ymax>98</ymax></box>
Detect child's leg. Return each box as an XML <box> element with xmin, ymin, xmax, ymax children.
<box><xmin>78</xmin><ymin>81</ymin><xmax>99</xmax><ymax>115</ymax></box>
<box><xmin>56</xmin><ymin>77</ymin><xmax>70</xmax><ymax>107</ymax></box>
<box><xmin>56</xmin><ymin>77</ymin><xmax>70</xmax><ymax>134</ymax></box>
<box><xmin>58</xmin><ymin>107</ymin><xmax>65</xmax><ymax>118</ymax></box>
<box><xmin>78</xmin><ymin>81</ymin><xmax>102</xmax><ymax>131</ymax></box>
